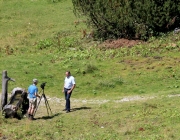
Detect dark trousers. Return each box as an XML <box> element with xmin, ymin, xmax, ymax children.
<box><xmin>64</xmin><ymin>88</ymin><xmax>72</xmax><ymax>111</ymax></box>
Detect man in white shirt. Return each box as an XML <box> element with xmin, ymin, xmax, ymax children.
<box><xmin>62</xmin><ymin>71</ymin><xmax>76</xmax><ymax>113</ymax></box>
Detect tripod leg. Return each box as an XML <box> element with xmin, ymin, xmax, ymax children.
<box><xmin>47</xmin><ymin>102</ymin><xmax>52</xmax><ymax>115</ymax></box>
<box><xmin>43</xmin><ymin>94</ymin><xmax>52</xmax><ymax>115</ymax></box>
<box><xmin>44</xmin><ymin>99</ymin><xmax>49</xmax><ymax>116</ymax></box>
<box><xmin>33</xmin><ymin>96</ymin><xmax>42</xmax><ymax>117</ymax></box>
<box><xmin>45</xmin><ymin>99</ymin><xmax>52</xmax><ymax>114</ymax></box>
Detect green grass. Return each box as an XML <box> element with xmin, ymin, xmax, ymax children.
<box><xmin>1</xmin><ymin>95</ymin><xmax>180</xmax><ymax>139</ymax></box>
<box><xmin>1</xmin><ymin>0</ymin><xmax>180</xmax><ymax>139</ymax></box>
<box><xmin>0</xmin><ymin>0</ymin><xmax>86</xmax><ymax>49</ymax></box>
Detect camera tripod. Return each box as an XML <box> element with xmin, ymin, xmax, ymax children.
<box><xmin>34</xmin><ymin>85</ymin><xmax>52</xmax><ymax>117</ymax></box>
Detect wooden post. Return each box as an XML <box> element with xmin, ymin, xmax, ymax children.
<box><xmin>1</xmin><ymin>70</ymin><xmax>8</xmax><ymax>110</ymax></box>
<box><xmin>1</xmin><ymin>70</ymin><xmax>15</xmax><ymax>110</ymax></box>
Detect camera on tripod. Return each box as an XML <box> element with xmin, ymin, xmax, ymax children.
<box><xmin>34</xmin><ymin>81</ymin><xmax>52</xmax><ymax>117</ymax></box>
<box><xmin>40</xmin><ymin>82</ymin><xmax>47</xmax><ymax>89</ymax></box>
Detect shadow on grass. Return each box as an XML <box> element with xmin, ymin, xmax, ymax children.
<box><xmin>35</xmin><ymin>112</ymin><xmax>61</xmax><ymax>120</ymax></box>
<box><xmin>71</xmin><ymin>106</ymin><xmax>91</xmax><ymax>112</ymax></box>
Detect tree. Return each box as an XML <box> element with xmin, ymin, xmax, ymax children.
<box><xmin>72</xmin><ymin>0</ymin><xmax>180</xmax><ymax>40</ymax></box>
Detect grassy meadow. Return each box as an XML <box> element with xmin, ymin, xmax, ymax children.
<box><xmin>1</xmin><ymin>0</ymin><xmax>180</xmax><ymax>139</ymax></box>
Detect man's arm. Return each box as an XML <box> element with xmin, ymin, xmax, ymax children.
<box><xmin>35</xmin><ymin>88</ymin><xmax>40</xmax><ymax>98</ymax></box>
<box><xmin>35</xmin><ymin>92</ymin><xmax>41</xmax><ymax>98</ymax></box>
<box><xmin>68</xmin><ymin>84</ymin><xmax>76</xmax><ymax>93</ymax></box>
<box><xmin>62</xmin><ymin>83</ymin><xmax>65</xmax><ymax>93</ymax></box>
<box><xmin>69</xmin><ymin>76</ymin><xmax>76</xmax><ymax>93</ymax></box>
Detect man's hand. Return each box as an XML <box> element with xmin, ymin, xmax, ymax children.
<box><xmin>35</xmin><ymin>93</ymin><xmax>41</xmax><ymax>98</ymax></box>
<box><xmin>62</xmin><ymin>89</ymin><xmax>64</xmax><ymax>93</ymax></box>
<box><xmin>67</xmin><ymin>90</ymin><xmax>71</xmax><ymax>94</ymax></box>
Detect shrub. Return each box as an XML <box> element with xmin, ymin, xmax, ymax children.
<box><xmin>36</xmin><ymin>39</ymin><xmax>53</xmax><ymax>50</ymax></box>
<box><xmin>85</xmin><ymin>64</ymin><xmax>98</xmax><ymax>73</ymax></box>
<box><xmin>72</xmin><ymin>0</ymin><xmax>180</xmax><ymax>40</ymax></box>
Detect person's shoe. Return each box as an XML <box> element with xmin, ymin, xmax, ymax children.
<box><xmin>66</xmin><ymin>110</ymin><xmax>70</xmax><ymax>113</ymax></box>
<box><xmin>62</xmin><ymin>109</ymin><xmax>67</xmax><ymax>111</ymax></box>
<box><xmin>29</xmin><ymin>115</ymin><xmax>33</xmax><ymax>120</ymax></box>
<box><xmin>29</xmin><ymin>115</ymin><xmax>36</xmax><ymax>120</ymax></box>
<box><xmin>32</xmin><ymin>117</ymin><xmax>36</xmax><ymax>120</ymax></box>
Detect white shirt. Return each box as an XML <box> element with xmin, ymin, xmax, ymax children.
<box><xmin>64</xmin><ymin>76</ymin><xmax>75</xmax><ymax>89</ymax></box>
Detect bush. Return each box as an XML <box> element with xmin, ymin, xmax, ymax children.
<box><xmin>36</xmin><ymin>39</ymin><xmax>53</xmax><ymax>50</ymax></box>
<box><xmin>72</xmin><ymin>0</ymin><xmax>180</xmax><ymax>40</ymax></box>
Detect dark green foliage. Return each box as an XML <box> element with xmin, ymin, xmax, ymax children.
<box><xmin>72</xmin><ymin>0</ymin><xmax>180</xmax><ymax>40</ymax></box>
<box><xmin>84</xmin><ymin>64</ymin><xmax>98</xmax><ymax>73</ymax></box>
<box><xmin>36</xmin><ymin>39</ymin><xmax>53</xmax><ymax>50</ymax></box>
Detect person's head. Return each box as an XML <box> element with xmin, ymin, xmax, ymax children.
<box><xmin>65</xmin><ymin>71</ymin><xmax>71</xmax><ymax>77</ymax></box>
<box><xmin>33</xmin><ymin>79</ymin><xmax>38</xmax><ymax>85</ymax></box>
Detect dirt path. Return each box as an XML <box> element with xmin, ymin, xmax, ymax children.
<box><xmin>1</xmin><ymin>94</ymin><xmax>180</xmax><ymax>106</ymax></box>
<box><xmin>44</xmin><ymin>94</ymin><xmax>180</xmax><ymax>105</ymax></box>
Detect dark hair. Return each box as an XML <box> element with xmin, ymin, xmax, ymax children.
<box><xmin>66</xmin><ymin>71</ymin><xmax>71</xmax><ymax>75</ymax></box>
